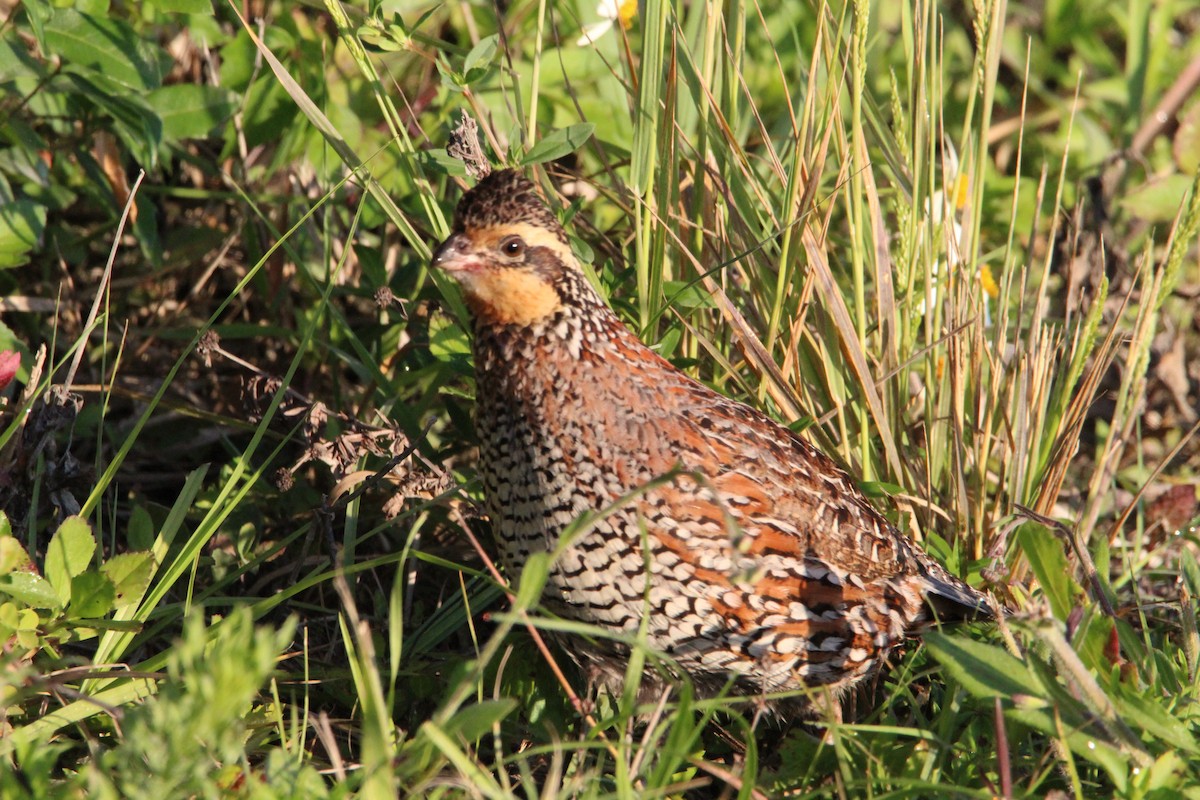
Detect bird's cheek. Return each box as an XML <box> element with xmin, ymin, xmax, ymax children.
<box><xmin>449</xmin><ymin>267</ymin><xmax>488</xmax><ymax>296</ymax></box>
<box><xmin>458</xmin><ymin>268</ymin><xmax>563</xmax><ymax>326</ymax></box>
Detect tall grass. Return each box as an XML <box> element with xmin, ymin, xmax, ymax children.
<box><xmin>3</xmin><ymin>0</ymin><xmax>1199</xmax><ymax>797</ymax></box>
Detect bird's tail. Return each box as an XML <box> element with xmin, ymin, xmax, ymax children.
<box><xmin>919</xmin><ymin>568</ymin><xmax>995</xmax><ymax>625</ymax></box>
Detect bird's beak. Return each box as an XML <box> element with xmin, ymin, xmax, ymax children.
<box><xmin>431</xmin><ymin>232</ymin><xmax>475</xmax><ymax>272</ymax></box>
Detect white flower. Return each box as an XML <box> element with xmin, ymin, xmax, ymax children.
<box><xmin>917</xmin><ymin>143</ymin><xmax>997</xmax><ymax>325</ymax></box>
<box><xmin>576</xmin><ymin>0</ymin><xmax>638</xmax><ymax>46</ymax></box>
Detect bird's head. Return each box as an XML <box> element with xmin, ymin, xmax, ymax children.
<box><xmin>432</xmin><ymin>170</ymin><xmax>581</xmax><ymax>327</ymax></box>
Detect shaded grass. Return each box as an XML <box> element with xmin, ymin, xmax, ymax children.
<box><xmin>1</xmin><ymin>0</ymin><xmax>1200</xmax><ymax>797</ymax></box>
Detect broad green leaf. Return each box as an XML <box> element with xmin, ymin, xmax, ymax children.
<box><xmin>656</xmin><ymin>326</ymin><xmax>681</xmax><ymax>358</ymax></box>
<box><xmin>0</xmin><ymin>33</ymin><xmax>46</xmax><ymax>83</ymax></box>
<box><xmin>0</xmin><ymin>199</ymin><xmax>46</xmax><ymax>268</ymax></box>
<box><xmin>148</xmin><ymin>0</ymin><xmax>213</xmax><ymax>12</ymax></box>
<box><xmin>1114</xmin><ymin>689</ymin><xmax>1199</xmax><ymax>753</ymax></box>
<box><xmin>663</xmin><ymin>280</ymin><xmax>715</xmax><ymax>310</ymax></box>
<box><xmin>0</xmin><ymin>605</ymin><xmax>15</xmax><ymax>637</ymax></box>
<box><xmin>421</xmin><ymin>148</ymin><xmax>471</xmax><ymax>178</ymax></box>
<box><xmin>463</xmin><ymin>34</ymin><xmax>498</xmax><ymax>77</ymax></box>
<box><xmin>569</xmin><ymin>233</ymin><xmax>594</xmax><ymax>265</ymax></box>
<box><xmin>925</xmin><ymin>631</ymin><xmax>1042</xmax><ymax>699</ymax></box>
<box><xmin>1141</xmin><ymin>751</ymin><xmax>1185</xmax><ymax>793</ymax></box>
<box><xmin>1016</xmin><ymin>523</ymin><xmax>1076</xmax><ymax>620</ymax></box>
<box><xmin>64</xmin><ymin>73</ymin><xmax>162</xmax><ymax>168</ymax></box>
<box><xmin>0</xmin><ymin>602</ymin><xmax>25</xmax><ymax>636</ymax></box>
<box><xmin>127</xmin><ymin>505</ymin><xmax>154</xmax><ymax>551</ymax></box>
<box><xmin>146</xmin><ymin>84</ymin><xmax>237</xmax><ymax>142</ymax></box>
<box><xmin>442</xmin><ymin>699</ymin><xmax>517</xmax><ymax>743</ymax></box>
<box><xmin>45</xmin><ymin>516</ymin><xmax>96</xmax><ymax>603</ymax></box>
<box><xmin>0</xmin><ymin>572</ymin><xmax>62</xmax><ymax>609</ymax></box>
<box><xmin>69</xmin><ymin>572</ymin><xmax>116</xmax><ymax>618</ymax></box>
<box><xmin>428</xmin><ymin>315</ymin><xmax>470</xmax><ymax>360</ymax></box>
<box><xmin>1071</xmin><ymin>611</ymin><xmax>1117</xmax><ymax>675</ymax></box>
<box><xmin>238</xmin><ymin>74</ymin><xmax>298</xmax><ymax>149</ymax></box>
<box><xmin>100</xmin><ymin>551</ymin><xmax>155</xmax><ymax>609</ymax></box>
<box><xmin>929</xmin><ymin>632</ymin><xmax>1129</xmax><ymax>786</ymax></box>
<box><xmin>520</xmin><ymin>123</ymin><xmax>596</xmax><ymax>166</ymax></box>
<box><xmin>45</xmin><ymin>10</ymin><xmax>160</xmax><ymax>91</ymax></box>
<box><xmin>1120</xmin><ymin>174</ymin><xmax>1194</xmax><ymax>224</ymax></box>
<box><xmin>0</xmin><ymin>536</ymin><xmax>30</xmax><ymax>576</ymax></box>
<box><xmin>219</xmin><ymin>29</ymin><xmax>256</xmax><ymax>90</ymax></box>
<box><xmin>860</xmin><ymin>480</ymin><xmax>907</xmax><ymax>498</ymax></box>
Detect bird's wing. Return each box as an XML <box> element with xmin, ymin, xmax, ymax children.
<box><xmin>632</xmin><ymin>373</ymin><xmax>989</xmax><ymax>624</ymax></box>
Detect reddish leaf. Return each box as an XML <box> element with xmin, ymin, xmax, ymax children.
<box><xmin>0</xmin><ymin>351</ymin><xmax>19</xmax><ymax>392</ymax></box>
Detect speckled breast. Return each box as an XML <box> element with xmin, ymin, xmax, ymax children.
<box><xmin>472</xmin><ymin>316</ymin><xmax>657</xmax><ymax>637</ymax></box>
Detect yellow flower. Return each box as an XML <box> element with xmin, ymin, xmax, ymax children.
<box><xmin>980</xmin><ymin>264</ymin><xmax>1000</xmax><ymax>299</ymax></box>
<box><xmin>953</xmin><ymin>172</ymin><xmax>970</xmax><ymax>211</ymax></box>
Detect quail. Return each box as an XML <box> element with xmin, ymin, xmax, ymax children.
<box><xmin>431</xmin><ymin>169</ymin><xmax>991</xmax><ymax>709</ymax></box>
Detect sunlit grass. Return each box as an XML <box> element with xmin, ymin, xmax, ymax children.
<box><xmin>2</xmin><ymin>0</ymin><xmax>1199</xmax><ymax>797</ymax></box>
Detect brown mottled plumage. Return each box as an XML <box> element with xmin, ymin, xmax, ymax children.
<box><xmin>432</xmin><ymin>169</ymin><xmax>990</xmax><ymax>708</ymax></box>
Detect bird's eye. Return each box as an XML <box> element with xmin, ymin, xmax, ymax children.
<box><xmin>500</xmin><ymin>237</ymin><xmax>525</xmax><ymax>257</ymax></box>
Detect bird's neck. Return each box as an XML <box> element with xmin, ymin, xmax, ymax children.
<box><xmin>471</xmin><ymin>271</ymin><xmax>624</xmax><ymax>372</ymax></box>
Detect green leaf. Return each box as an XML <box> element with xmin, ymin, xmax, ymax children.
<box><xmin>1120</xmin><ymin>174</ymin><xmax>1194</xmax><ymax>224</ymax></box>
<box><xmin>238</xmin><ymin>74</ymin><xmax>297</xmax><ymax>149</ymax></box>
<box><xmin>663</xmin><ymin>280</ymin><xmax>715</xmax><ymax>310</ymax></box>
<box><xmin>0</xmin><ymin>572</ymin><xmax>62</xmax><ymax>609</ymax></box>
<box><xmin>101</xmin><ymin>552</ymin><xmax>155</xmax><ymax>609</ymax></box>
<box><xmin>69</xmin><ymin>572</ymin><xmax>116</xmax><ymax>618</ymax></box>
<box><xmin>0</xmin><ymin>33</ymin><xmax>47</xmax><ymax>83</ymax></box>
<box><xmin>64</xmin><ymin>72</ymin><xmax>163</xmax><ymax>168</ymax></box>
<box><xmin>45</xmin><ymin>10</ymin><xmax>160</xmax><ymax>92</ymax></box>
<box><xmin>0</xmin><ymin>199</ymin><xmax>46</xmax><ymax>268</ymax></box>
<box><xmin>462</xmin><ymin>34</ymin><xmax>498</xmax><ymax>81</ymax></box>
<box><xmin>1141</xmin><ymin>751</ymin><xmax>1185</xmax><ymax>794</ymax></box>
<box><xmin>45</xmin><ymin>516</ymin><xmax>96</xmax><ymax>603</ymax></box>
<box><xmin>147</xmin><ymin>0</ymin><xmax>213</xmax><ymax>12</ymax></box>
<box><xmin>657</xmin><ymin>326</ymin><xmax>681</xmax><ymax>358</ymax></box>
<box><xmin>514</xmin><ymin>552</ymin><xmax>550</xmax><ymax>612</ymax></box>
<box><xmin>1174</xmin><ymin>102</ymin><xmax>1200</xmax><ymax>175</ymax></box>
<box><xmin>435</xmin><ymin>55</ymin><xmax>466</xmax><ymax>93</ymax></box>
<box><xmin>128</xmin><ymin>505</ymin><xmax>154</xmax><ymax>551</ymax></box>
<box><xmin>421</xmin><ymin>148</ymin><xmax>471</xmax><ymax>178</ymax></box>
<box><xmin>146</xmin><ymin>84</ymin><xmax>237</xmax><ymax>143</ymax></box>
<box><xmin>1181</xmin><ymin>548</ymin><xmax>1200</xmax><ymax>599</ymax></box>
<box><xmin>568</xmin><ymin>234</ymin><xmax>594</xmax><ymax>265</ymax></box>
<box><xmin>23</xmin><ymin>1</ymin><xmax>49</xmax><ymax>55</ymax></box>
<box><xmin>428</xmin><ymin>315</ymin><xmax>470</xmax><ymax>360</ymax></box>
<box><xmin>0</xmin><ymin>537</ymin><xmax>31</xmax><ymax>576</ymax></box>
<box><xmin>859</xmin><ymin>480</ymin><xmax>907</xmax><ymax>498</ymax></box>
<box><xmin>0</xmin><ymin>603</ymin><xmax>39</xmax><ymax>642</ymax></box>
<box><xmin>520</xmin><ymin>123</ymin><xmax>596</xmax><ymax>166</ymax></box>
<box><xmin>442</xmin><ymin>698</ymin><xmax>517</xmax><ymax>743</ymax></box>
<box><xmin>1016</xmin><ymin>523</ymin><xmax>1076</xmax><ymax>620</ymax></box>
<box><xmin>218</xmin><ymin>29</ymin><xmax>256</xmax><ymax>91</ymax></box>
<box><xmin>925</xmin><ymin>632</ymin><xmax>1042</xmax><ymax>699</ymax></box>
<box><xmin>928</xmin><ymin>632</ymin><xmax>1129</xmax><ymax>785</ymax></box>
<box><xmin>1113</xmin><ymin>689</ymin><xmax>1199</xmax><ymax>754</ymax></box>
